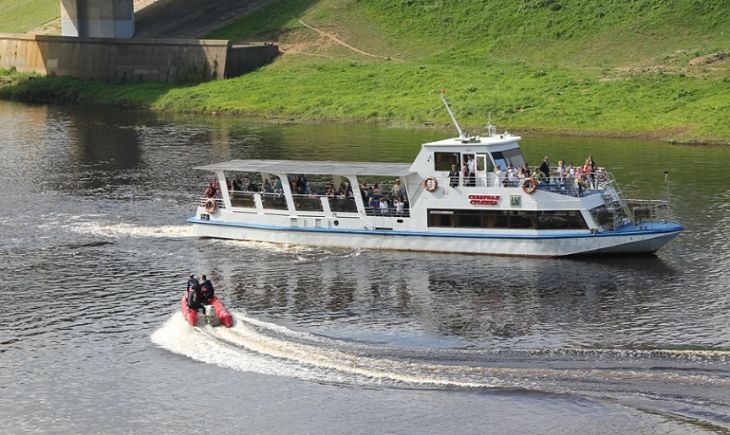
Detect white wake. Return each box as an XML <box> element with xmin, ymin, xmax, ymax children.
<box><xmin>150</xmin><ymin>312</ymin><xmax>730</xmax><ymax>390</ymax></box>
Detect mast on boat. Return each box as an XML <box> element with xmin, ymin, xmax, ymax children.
<box><xmin>440</xmin><ymin>92</ymin><xmax>465</xmax><ymax>139</ymax></box>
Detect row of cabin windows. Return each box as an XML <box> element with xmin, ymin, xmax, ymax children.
<box><xmin>434</xmin><ymin>150</ymin><xmax>525</xmax><ymax>173</ymax></box>
<box><xmin>230</xmin><ymin>191</ymin><xmax>358</xmax><ymax>213</ymax></box>
<box><xmin>427</xmin><ymin>209</ymin><xmax>588</xmax><ymax>230</ymax></box>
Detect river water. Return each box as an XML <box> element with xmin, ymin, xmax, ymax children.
<box><xmin>0</xmin><ymin>101</ymin><xmax>728</xmax><ymax>434</ymax></box>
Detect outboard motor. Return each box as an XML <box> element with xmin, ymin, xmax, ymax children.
<box><xmin>204</xmin><ymin>305</ymin><xmax>220</xmax><ymax>326</ymax></box>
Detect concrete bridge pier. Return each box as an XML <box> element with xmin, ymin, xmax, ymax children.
<box><xmin>61</xmin><ymin>0</ymin><xmax>135</xmax><ymax>38</ymax></box>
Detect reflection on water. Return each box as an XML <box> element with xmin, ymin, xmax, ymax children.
<box><xmin>1</xmin><ymin>101</ymin><xmax>729</xmax><ymax>432</ymax></box>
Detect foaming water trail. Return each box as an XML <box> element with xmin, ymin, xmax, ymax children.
<box><xmin>65</xmin><ymin>221</ymin><xmax>194</xmax><ymax>238</ymax></box>
<box><xmin>210</xmin><ymin>238</ymin><xmax>363</xmax><ymax>259</ymax></box>
<box><xmin>151</xmin><ymin>312</ymin><xmax>730</xmax><ymax>392</ymax></box>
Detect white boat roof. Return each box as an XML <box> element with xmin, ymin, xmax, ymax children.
<box><xmin>422</xmin><ymin>134</ymin><xmax>522</xmax><ymax>147</ymax></box>
<box><xmin>194</xmin><ymin>159</ymin><xmax>413</xmax><ymax>177</ymax></box>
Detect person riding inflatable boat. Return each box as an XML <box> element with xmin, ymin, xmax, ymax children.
<box><xmin>182</xmin><ymin>274</ymin><xmax>233</xmax><ymax>327</ymax></box>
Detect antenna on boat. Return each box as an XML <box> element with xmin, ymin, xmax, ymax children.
<box><xmin>440</xmin><ymin>91</ymin><xmax>465</xmax><ymax>139</ymax></box>
<box><xmin>486</xmin><ymin>111</ymin><xmax>496</xmax><ymax>137</ymax></box>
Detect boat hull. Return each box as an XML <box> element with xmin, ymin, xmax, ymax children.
<box><xmin>189</xmin><ymin>218</ymin><xmax>682</xmax><ymax>257</ymax></box>
<box><xmin>181</xmin><ymin>294</ymin><xmax>233</xmax><ymax>327</ymax></box>
<box><xmin>181</xmin><ymin>295</ymin><xmax>198</xmax><ymax>326</ymax></box>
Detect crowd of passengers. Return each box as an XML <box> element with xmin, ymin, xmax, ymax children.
<box><xmin>360</xmin><ymin>179</ymin><xmax>409</xmax><ymax>216</ymax></box>
<box><xmin>449</xmin><ymin>155</ymin><xmax>604</xmax><ymax>195</ymax></box>
<box><xmin>204</xmin><ymin>174</ymin><xmax>408</xmax><ymax>215</ymax></box>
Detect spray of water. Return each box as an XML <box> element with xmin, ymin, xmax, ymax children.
<box><xmin>151</xmin><ymin>312</ymin><xmax>730</xmax><ymax>391</ymax></box>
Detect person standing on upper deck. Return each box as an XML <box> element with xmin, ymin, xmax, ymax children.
<box><xmin>585</xmin><ymin>155</ymin><xmax>597</xmax><ymax>188</ymax></box>
<box><xmin>466</xmin><ymin>155</ymin><xmax>476</xmax><ymax>186</ymax></box>
<box><xmin>448</xmin><ymin>164</ymin><xmax>459</xmax><ymax>187</ymax></box>
<box><xmin>539</xmin><ymin>156</ymin><xmax>550</xmax><ymax>180</ymax></box>
<box><xmin>204</xmin><ymin>180</ymin><xmax>217</xmax><ymax>198</ymax></box>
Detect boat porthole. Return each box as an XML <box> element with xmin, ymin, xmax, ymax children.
<box><xmin>334</xmin><ymin>220</ymin><xmax>339</xmax><ymax>226</ymax></box>
<box><xmin>397</xmin><ymin>219</ymin><xmax>404</xmax><ymax>223</ymax></box>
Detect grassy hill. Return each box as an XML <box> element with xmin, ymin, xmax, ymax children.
<box><xmin>0</xmin><ymin>0</ymin><xmax>57</xmax><ymax>33</ymax></box>
<box><xmin>2</xmin><ymin>0</ymin><xmax>730</xmax><ymax>143</ymax></box>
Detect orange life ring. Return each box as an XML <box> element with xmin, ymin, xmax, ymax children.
<box><xmin>205</xmin><ymin>198</ymin><xmax>217</xmax><ymax>213</ymax></box>
<box><xmin>521</xmin><ymin>177</ymin><xmax>537</xmax><ymax>194</ymax></box>
<box><xmin>423</xmin><ymin>177</ymin><xmax>438</xmax><ymax>192</ymax></box>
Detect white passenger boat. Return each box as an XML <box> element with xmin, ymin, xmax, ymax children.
<box><xmin>188</xmin><ymin>98</ymin><xmax>683</xmax><ymax>256</ymax></box>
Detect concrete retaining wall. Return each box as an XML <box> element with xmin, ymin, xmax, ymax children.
<box><xmin>0</xmin><ymin>34</ymin><xmax>278</xmax><ymax>83</ymax></box>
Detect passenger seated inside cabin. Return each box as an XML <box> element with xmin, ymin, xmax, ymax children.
<box><xmin>232</xmin><ymin>175</ymin><xmax>243</xmax><ymax>191</ymax></box>
<box><xmin>325</xmin><ymin>182</ymin><xmax>336</xmax><ymax>197</ymax></box>
<box><xmin>263</xmin><ymin>178</ymin><xmax>273</xmax><ymax>193</ymax></box>
<box><xmin>339</xmin><ymin>182</ymin><xmax>352</xmax><ymax>198</ymax></box>
<box><xmin>273</xmin><ymin>178</ymin><xmax>283</xmax><ymax>194</ymax></box>
<box><xmin>301</xmin><ymin>175</ymin><xmax>310</xmax><ymax>194</ymax></box>
<box><xmin>379</xmin><ymin>197</ymin><xmax>389</xmax><ymax>215</ymax></box>
<box><xmin>366</xmin><ymin>185</ymin><xmax>375</xmax><ymax>202</ymax></box>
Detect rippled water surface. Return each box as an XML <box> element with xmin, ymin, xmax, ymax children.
<box><xmin>1</xmin><ymin>101</ymin><xmax>729</xmax><ymax>434</ymax></box>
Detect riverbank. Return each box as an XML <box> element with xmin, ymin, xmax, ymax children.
<box><xmin>2</xmin><ymin>59</ymin><xmax>729</xmax><ymax>145</ymax></box>
<box><xmin>1</xmin><ymin>0</ymin><xmax>729</xmax><ymax>144</ymax></box>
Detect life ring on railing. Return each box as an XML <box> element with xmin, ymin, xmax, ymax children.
<box><xmin>423</xmin><ymin>177</ymin><xmax>438</xmax><ymax>192</ymax></box>
<box><xmin>521</xmin><ymin>177</ymin><xmax>538</xmax><ymax>194</ymax></box>
<box><xmin>204</xmin><ymin>198</ymin><xmax>217</xmax><ymax>213</ymax></box>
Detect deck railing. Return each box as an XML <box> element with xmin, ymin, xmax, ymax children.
<box><xmin>364</xmin><ymin>201</ymin><xmax>411</xmax><ymax>217</ymax></box>
<box><xmin>261</xmin><ymin>192</ymin><xmax>288</xmax><ymax>210</ymax></box>
<box><xmin>229</xmin><ymin>190</ymin><xmax>255</xmax><ymax>208</ymax></box>
<box><xmin>625</xmin><ymin>199</ymin><xmax>671</xmax><ymax>223</ymax></box>
<box><xmin>435</xmin><ymin>167</ymin><xmax>617</xmax><ymax>198</ymax></box>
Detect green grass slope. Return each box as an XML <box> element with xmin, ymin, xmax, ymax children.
<box><xmin>0</xmin><ymin>0</ymin><xmax>57</xmax><ymax>33</ymax></box>
<box><xmin>2</xmin><ymin>0</ymin><xmax>730</xmax><ymax>143</ymax></box>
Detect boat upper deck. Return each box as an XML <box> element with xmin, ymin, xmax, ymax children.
<box><xmin>194</xmin><ymin>159</ymin><xmax>413</xmax><ymax>177</ymax></box>
<box><xmin>422</xmin><ymin>133</ymin><xmax>521</xmax><ymax>148</ymax></box>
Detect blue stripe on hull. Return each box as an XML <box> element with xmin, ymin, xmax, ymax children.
<box><xmin>187</xmin><ymin>217</ymin><xmax>683</xmax><ymax>241</ymax></box>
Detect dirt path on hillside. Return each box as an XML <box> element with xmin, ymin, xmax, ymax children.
<box><xmin>296</xmin><ymin>20</ymin><xmax>391</xmax><ymax>60</ymax></box>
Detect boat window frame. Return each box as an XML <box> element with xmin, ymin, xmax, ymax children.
<box><xmin>433</xmin><ymin>152</ymin><xmax>461</xmax><ymax>172</ymax></box>
<box><xmin>427</xmin><ymin>209</ymin><xmax>588</xmax><ymax>230</ymax></box>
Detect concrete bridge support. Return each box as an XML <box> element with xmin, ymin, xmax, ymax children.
<box><xmin>61</xmin><ymin>0</ymin><xmax>135</xmax><ymax>38</ymax></box>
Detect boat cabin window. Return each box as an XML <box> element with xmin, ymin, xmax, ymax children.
<box><xmin>591</xmin><ymin>205</ymin><xmax>616</xmax><ymax>228</ymax></box>
<box><xmin>433</xmin><ymin>152</ymin><xmax>461</xmax><ymax>171</ymax></box>
<box><xmin>225</xmin><ymin>171</ymin><xmax>287</xmax><ymax>210</ymax></box>
<box><xmin>288</xmin><ymin>174</ymin><xmax>356</xmax><ymax>213</ymax></box>
<box><xmin>428</xmin><ymin>209</ymin><xmax>587</xmax><ymax>230</ymax></box>
<box><xmin>427</xmin><ymin>210</ymin><xmax>453</xmax><ymax>227</ymax></box>
<box><xmin>358</xmin><ymin>176</ymin><xmax>410</xmax><ymax>217</ymax></box>
<box><xmin>491</xmin><ymin>148</ymin><xmax>525</xmax><ymax>171</ymax></box>
<box><xmin>476</xmin><ymin>153</ymin><xmax>494</xmax><ymax>173</ymax></box>
<box><xmin>538</xmin><ymin>211</ymin><xmax>588</xmax><ymax>230</ymax></box>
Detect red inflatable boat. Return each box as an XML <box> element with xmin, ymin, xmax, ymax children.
<box><xmin>181</xmin><ymin>293</ymin><xmax>233</xmax><ymax>328</ymax></box>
